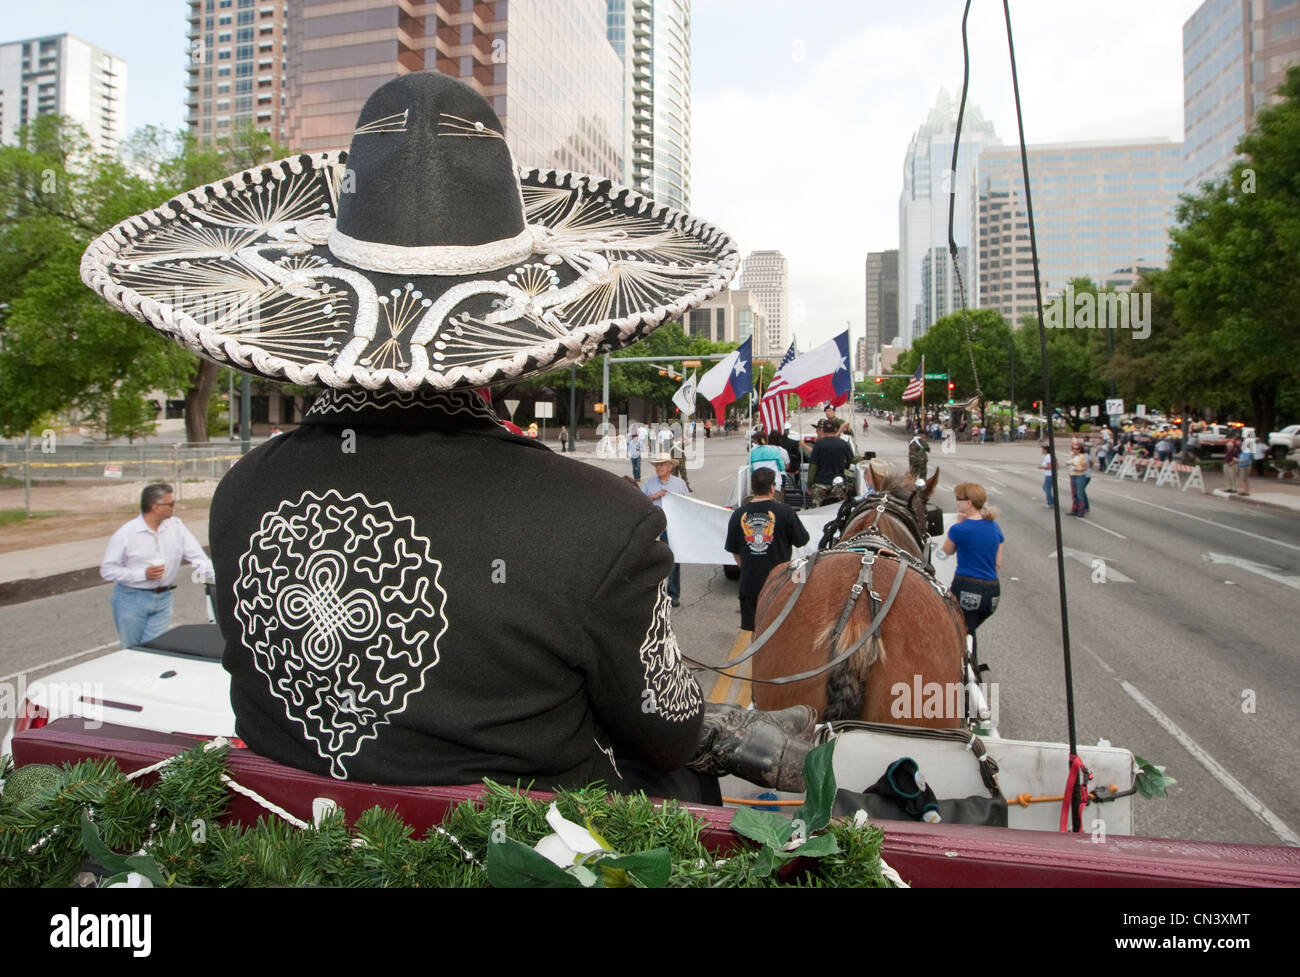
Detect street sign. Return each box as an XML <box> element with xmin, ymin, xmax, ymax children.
<box><xmin>1105</xmin><ymin>398</ymin><xmax>1124</xmax><ymax>415</ymax></box>
<box><xmin>1090</xmin><ymin>405</ymin><xmax>1100</xmax><ymax>417</ymax></box>
<box><xmin>503</xmin><ymin>399</ymin><xmax>520</xmax><ymax>418</ymax></box>
<box><xmin>1137</xmin><ymin>403</ymin><xmax>1147</xmax><ymax>417</ymax></box>
<box><xmin>534</xmin><ymin>402</ymin><xmax>554</xmax><ymax>419</ymax></box>
<box><xmin>922</xmin><ymin>373</ymin><xmax>948</xmax><ymax>379</ymax></box>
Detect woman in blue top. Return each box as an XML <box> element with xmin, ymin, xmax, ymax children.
<box><xmin>748</xmin><ymin>430</ymin><xmax>788</xmax><ymax>492</ymax></box>
<box><xmin>940</xmin><ymin>482</ymin><xmax>1004</xmax><ymax>666</ymax></box>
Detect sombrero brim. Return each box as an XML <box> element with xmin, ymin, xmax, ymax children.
<box><xmin>80</xmin><ymin>152</ymin><xmax>740</xmax><ymax>390</ymax></box>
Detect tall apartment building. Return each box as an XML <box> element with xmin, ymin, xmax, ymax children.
<box><xmin>738</xmin><ymin>250</ymin><xmax>789</xmax><ymax>359</ymax></box>
<box><xmin>686</xmin><ymin>288</ymin><xmax>766</xmax><ymax>345</ymax></box>
<box><xmin>972</xmin><ymin>139</ymin><xmax>1184</xmax><ymax>323</ymax></box>
<box><xmin>284</xmin><ymin>0</ymin><xmax>622</xmax><ymax>182</ymax></box>
<box><xmin>606</xmin><ymin>0</ymin><xmax>690</xmax><ymax>210</ymax></box>
<box><xmin>0</xmin><ymin>34</ymin><xmax>124</xmax><ymax>155</ymax></box>
<box><xmin>1184</xmin><ymin>0</ymin><xmax>1300</xmax><ymax>191</ymax></box>
<box><xmin>186</xmin><ymin>0</ymin><xmax>289</xmax><ymax>145</ymax></box>
<box><xmin>898</xmin><ymin>88</ymin><xmax>999</xmax><ymax>346</ymax></box>
<box><xmin>864</xmin><ymin>249</ymin><xmax>899</xmax><ymax>362</ymax></box>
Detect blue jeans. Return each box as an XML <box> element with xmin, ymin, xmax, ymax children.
<box><xmin>1070</xmin><ymin>474</ymin><xmax>1090</xmax><ymax>514</ymax></box>
<box><xmin>631</xmin><ymin>457</ymin><xmax>641</xmax><ymax>480</ymax></box>
<box><xmin>111</xmin><ymin>583</ymin><xmax>173</xmax><ymax>649</ymax></box>
<box><xmin>1042</xmin><ymin>474</ymin><xmax>1055</xmax><ymax>505</ymax></box>
<box><xmin>659</xmin><ymin>531</ymin><xmax>680</xmax><ymax>601</ymax></box>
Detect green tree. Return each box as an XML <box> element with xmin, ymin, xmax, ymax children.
<box><xmin>0</xmin><ymin>117</ymin><xmax>292</xmax><ymax>442</ymax></box>
<box><xmin>889</xmin><ymin>308</ymin><xmax>1013</xmax><ymax>413</ymax></box>
<box><xmin>1160</xmin><ymin>65</ymin><xmax>1300</xmax><ymax>434</ymax></box>
<box><xmin>1012</xmin><ymin>278</ymin><xmax>1113</xmax><ymax>432</ymax></box>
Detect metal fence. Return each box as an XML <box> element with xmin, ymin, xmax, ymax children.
<box><xmin>0</xmin><ymin>442</ymin><xmax>248</xmax><ymax>482</ymax></box>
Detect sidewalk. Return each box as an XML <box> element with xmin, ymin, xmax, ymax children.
<box><xmin>0</xmin><ymin>519</ymin><xmax>211</xmax><ymax>587</ymax></box>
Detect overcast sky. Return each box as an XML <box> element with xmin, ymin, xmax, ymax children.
<box><xmin>9</xmin><ymin>1</ymin><xmax>1207</xmax><ymax>351</ymax></box>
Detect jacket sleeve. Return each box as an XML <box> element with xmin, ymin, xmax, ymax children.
<box><xmin>579</xmin><ymin>507</ymin><xmax>704</xmax><ymax>769</ymax></box>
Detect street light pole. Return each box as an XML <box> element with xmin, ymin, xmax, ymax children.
<box><xmin>568</xmin><ymin>364</ymin><xmax>577</xmax><ymax>451</ymax></box>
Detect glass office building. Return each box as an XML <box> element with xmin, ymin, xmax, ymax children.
<box><xmin>1184</xmin><ymin>0</ymin><xmax>1300</xmax><ymax>191</ymax></box>
<box><xmin>284</xmin><ymin>0</ymin><xmax>622</xmax><ymax>182</ymax></box>
<box><xmin>898</xmin><ymin>88</ymin><xmax>999</xmax><ymax>346</ymax></box>
<box><xmin>972</xmin><ymin>140</ymin><xmax>1184</xmax><ymax>323</ymax></box>
<box><xmin>606</xmin><ymin>0</ymin><xmax>690</xmax><ymax>210</ymax></box>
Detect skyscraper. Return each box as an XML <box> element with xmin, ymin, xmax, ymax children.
<box><xmin>898</xmin><ymin>88</ymin><xmax>999</xmax><ymax>346</ymax></box>
<box><xmin>864</xmin><ymin>249</ymin><xmax>899</xmax><ymax>362</ymax></box>
<box><xmin>972</xmin><ymin>139</ymin><xmax>1183</xmax><ymax>323</ymax></box>
<box><xmin>0</xmin><ymin>34</ymin><xmax>124</xmax><ymax>156</ymax></box>
<box><xmin>606</xmin><ymin>0</ymin><xmax>691</xmax><ymax>210</ymax></box>
<box><xmin>284</xmin><ymin>0</ymin><xmax>622</xmax><ymax>182</ymax></box>
<box><xmin>1184</xmin><ymin>0</ymin><xmax>1300</xmax><ymax>191</ymax></box>
<box><xmin>739</xmin><ymin>250</ymin><xmax>789</xmax><ymax>359</ymax></box>
<box><xmin>186</xmin><ymin>0</ymin><xmax>289</xmax><ymax>145</ymax></box>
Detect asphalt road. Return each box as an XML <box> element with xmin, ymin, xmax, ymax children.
<box><xmin>2</xmin><ymin>410</ymin><xmax>1296</xmax><ymax>849</ymax></box>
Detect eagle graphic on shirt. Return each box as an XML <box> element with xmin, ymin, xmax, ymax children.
<box><xmin>740</xmin><ymin>509</ymin><xmax>776</xmax><ymax>554</ymax></box>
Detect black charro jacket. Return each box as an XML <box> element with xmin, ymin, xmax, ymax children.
<box><xmin>210</xmin><ymin>388</ymin><xmax>709</xmax><ymax>798</ymax></box>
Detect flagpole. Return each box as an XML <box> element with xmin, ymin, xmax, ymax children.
<box><xmin>920</xmin><ymin>354</ymin><xmax>925</xmax><ymax>431</ymax></box>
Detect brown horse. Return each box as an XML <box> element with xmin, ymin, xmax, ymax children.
<box><xmin>751</xmin><ymin>463</ymin><xmax>969</xmax><ymax>727</ymax></box>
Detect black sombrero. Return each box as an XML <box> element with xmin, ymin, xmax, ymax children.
<box><xmin>81</xmin><ymin>72</ymin><xmax>739</xmax><ymax>391</ymax></box>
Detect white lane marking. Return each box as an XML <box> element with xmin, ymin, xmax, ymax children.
<box><xmin>1202</xmin><ymin>552</ymin><xmax>1300</xmax><ymax>591</ymax></box>
<box><xmin>1048</xmin><ymin>547</ymin><xmax>1134</xmax><ymax>582</ymax></box>
<box><xmin>1123</xmin><ymin>495</ymin><xmax>1300</xmax><ymax>554</ymax></box>
<box><xmin>0</xmin><ymin>641</ymin><xmax>121</xmax><ymax>685</ymax></box>
<box><xmin>1122</xmin><ymin>679</ymin><xmax>1300</xmax><ymax>846</ymax></box>
<box><xmin>1083</xmin><ymin>646</ymin><xmax>1300</xmax><ymax>846</ymax></box>
<box><xmin>1073</xmin><ymin>517</ymin><xmax>1127</xmax><ymax>540</ymax></box>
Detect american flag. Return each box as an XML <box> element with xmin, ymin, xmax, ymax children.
<box><xmin>759</xmin><ymin>342</ymin><xmax>798</xmax><ymax>433</ymax></box>
<box><xmin>901</xmin><ymin>365</ymin><xmax>925</xmax><ymax>402</ymax></box>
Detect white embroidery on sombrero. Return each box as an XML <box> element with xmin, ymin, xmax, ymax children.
<box><xmin>80</xmin><ymin>150</ymin><xmax>741</xmax><ymax>392</ymax></box>
<box><xmin>232</xmin><ymin>490</ymin><xmax>447</xmax><ymax>779</ymax></box>
<box><xmin>436</xmin><ymin>112</ymin><xmax>503</xmax><ymax>140</ymax></box>
<box><xmin>353</xmin><ymin>108</ymin><xmax>409</xmax><ymax>136</ymax></box>
<box><xmin>637</xmin><ymin>581</ymin><xmax>702</xmax><ymax>724</ymax></box>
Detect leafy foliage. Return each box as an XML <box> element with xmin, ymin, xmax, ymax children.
<box><xmin>0</xmin><ymin>739</ymin><xmax>895</xmax><ymax>888</ymax></box>
<box><xmin>0</xmin><ymin>117</ymin><xmax>292</xmax><ymax>441</ymax></box>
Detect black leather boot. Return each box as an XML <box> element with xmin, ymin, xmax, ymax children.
<box><xmin>688</xmin><ymin>703</ymin><xmax>817</xmax><ymax>791</ymax></box>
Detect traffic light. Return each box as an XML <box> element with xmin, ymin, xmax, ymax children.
<box><xmin>874</xmin><ymin>376</ymin><xmax>884</xmax><ymax>384</ymax></box>
<box><xmin>947</xmin><ymin>380</ymin><xmax>955</xmax><ymax>405</ymax></box>
<box><xmin>1033</xmin><ymin>401</ymin><xmax>1040</xmax><ymax>410</ymax></box>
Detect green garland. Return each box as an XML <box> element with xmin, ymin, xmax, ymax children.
<box><xmin>0</xmin><ymin>742</ymin><xmax>897</xmax><ymax>888</ymax></box>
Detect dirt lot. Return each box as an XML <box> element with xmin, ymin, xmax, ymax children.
<box><xmin>0</xmin><ymin>479</ymin><xmax>217</xmax><ymax>554</ymax></box>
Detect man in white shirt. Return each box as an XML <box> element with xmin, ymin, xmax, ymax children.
<box><xmin>100</xmin><ymin>482</ymin><xmax>215</xmax><ymax>649</ymax></box>
<box><xmin>642</xmin><ymin>457</ymin><xmax>689</xmax><ymax>606</ymax></box>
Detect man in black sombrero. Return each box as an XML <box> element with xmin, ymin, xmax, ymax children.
<box><xmin>83</xmin><ymin>72</ymin><xmax>815</xmax><ymax>800</ymax></box>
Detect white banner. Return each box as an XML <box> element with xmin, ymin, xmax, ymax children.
<box><xmin>659</xmin><ymin>491</ymin><xmax>841</xmax><ymax>565</ymax></box>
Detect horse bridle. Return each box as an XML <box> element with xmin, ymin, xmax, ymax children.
<box><xmin>818</xmin><ymin>490</ymin><xmax>930</xmax><ymax>554</ymax></box>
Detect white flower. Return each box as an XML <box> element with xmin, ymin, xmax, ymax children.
<box><xmin>533</xmin><ymin>802</ymin><xmax>606</xmax><ymax>867</ymax></box>
<box><xmin>106</xmin><ymin>872</ymin><xmax>153</xmax><ymax>888</ymax></box>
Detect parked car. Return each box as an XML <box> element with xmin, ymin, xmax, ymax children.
<box><xmin>1268</xmin><ymin>424</ymin><xmax>1300</xmax><ymax>458</ymax></box>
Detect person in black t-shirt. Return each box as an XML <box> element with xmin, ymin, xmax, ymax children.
<box><xmin>805</xmin><ymin>419</ymin><xmax>856</xmax><ymax>505</ymax></box>
<box><xmin>725</xmin><ymin>467</ymin><xmax>811</xmax><ymax>631</ymax></box>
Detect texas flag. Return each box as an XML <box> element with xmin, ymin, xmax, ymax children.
<box><xmin>697</xmin><ymin>336</ymin><xmax>752</xmax><ymax>423</ymax></box>
<box><xmin>763</xmin><ymin>331</ymin><xmax>852</xmax><ymax>408</ymax></box>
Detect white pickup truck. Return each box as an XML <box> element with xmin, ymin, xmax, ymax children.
<box><xmin>1268</xmin><ymin>424</ymin><xmax>1300</xmax><ymax>458</ymax></box>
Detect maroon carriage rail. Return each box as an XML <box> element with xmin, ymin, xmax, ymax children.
<box><xmin>13</xmin><ymin>719</ymin><xmax>1300</xmax><ymax>888</ymax></box>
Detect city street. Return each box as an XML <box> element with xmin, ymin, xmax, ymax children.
<box><xmin>2</xmin><ymin>410</ymin><xmax>1297</xmax><ymax>849</ymax></box>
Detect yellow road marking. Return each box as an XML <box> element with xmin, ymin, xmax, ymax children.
<box><xmin>709</xmin><ymin>629</ymin><xmax>753</xmax><ymax>707</ymax></box>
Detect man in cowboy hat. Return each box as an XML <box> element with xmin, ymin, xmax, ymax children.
<box><xmin>82</xmin><ymin>71</ymin><xmax>756</xmax><ymax>800</ymax></box>
<box><xmin>642</xmin><ymin>455</ymin><xmax>689</xmax><ymax>607</ymax></box>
